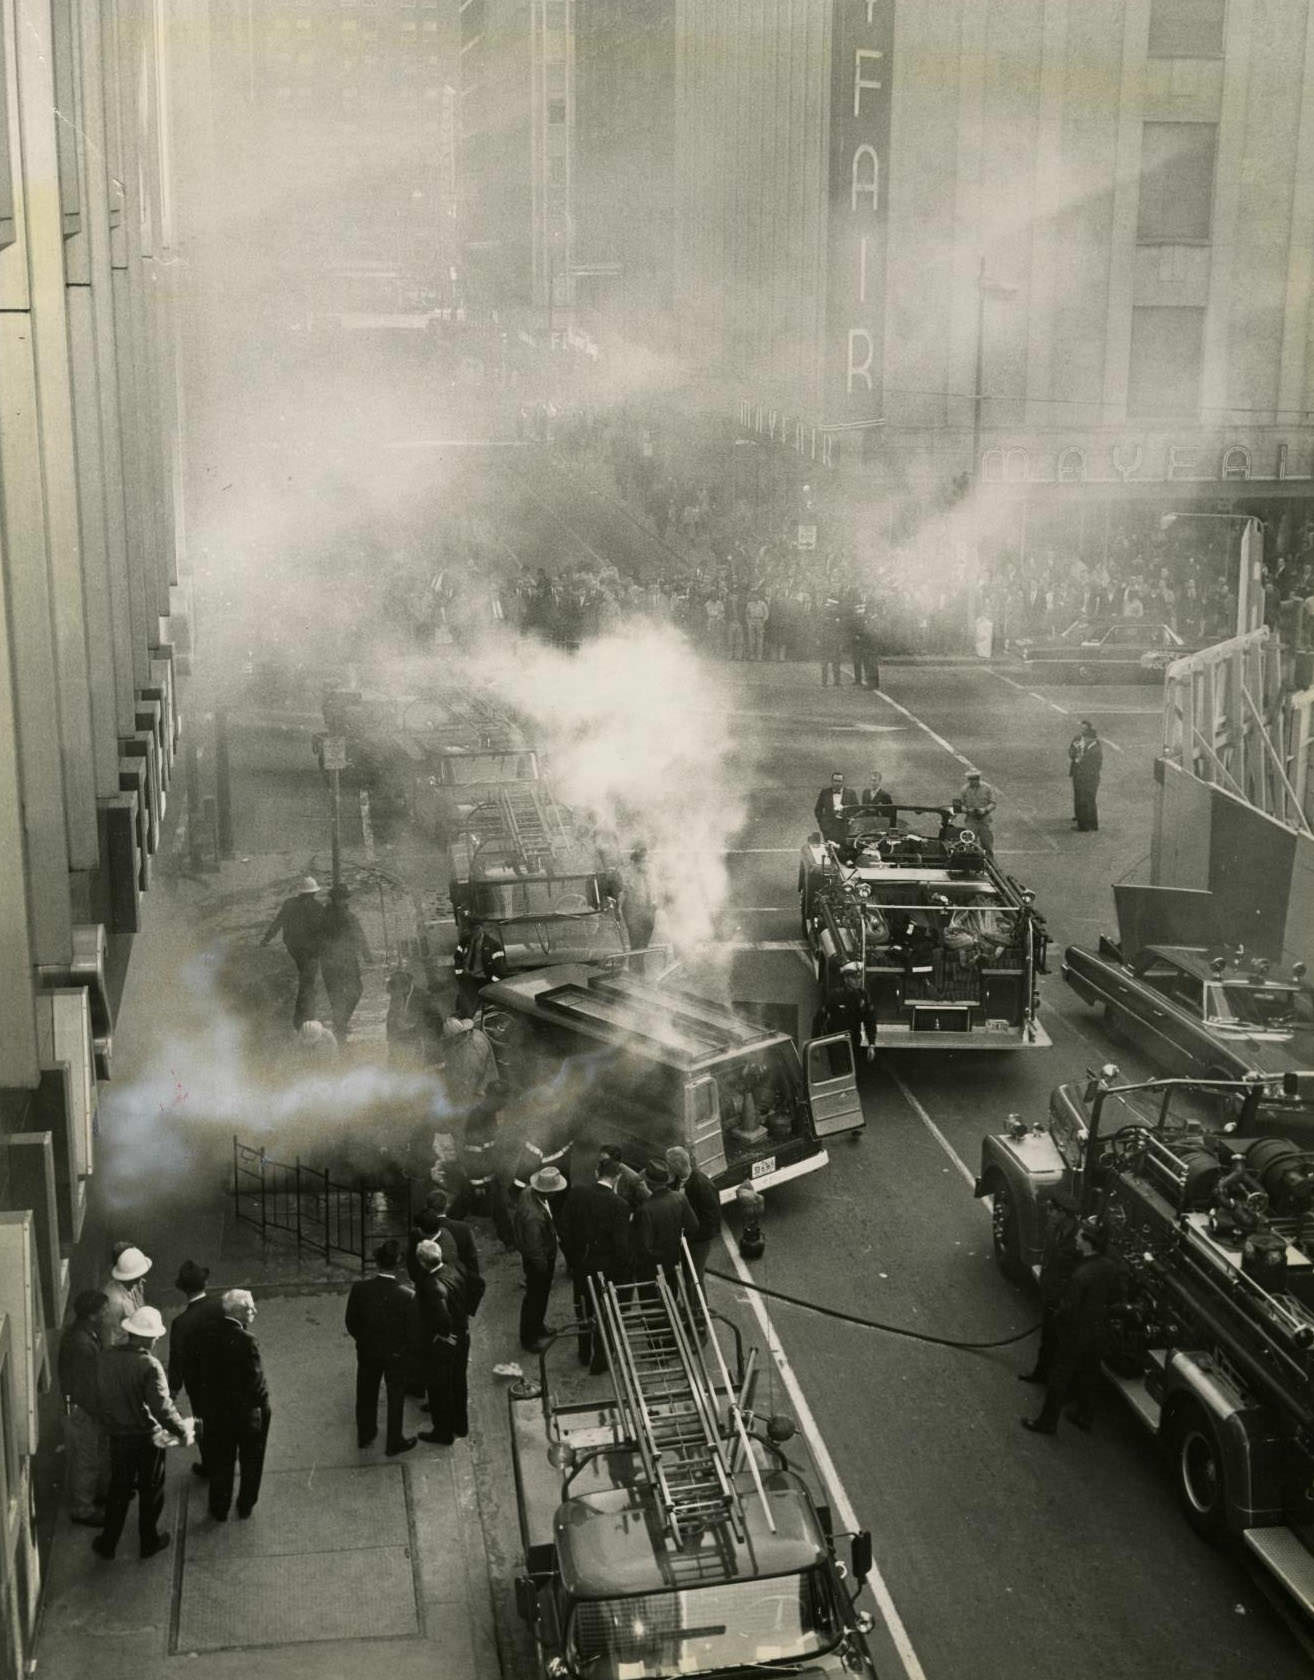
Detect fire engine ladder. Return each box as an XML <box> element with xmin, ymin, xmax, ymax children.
<box><xmin>590</xmin><ymin>1254</ymin><xmax>774</xmax><ymax>1549</ymax></box>
<box><xmin>496</xmin><ymin>784</ymin><xmax>571</xmax><ymax>861</ymax></box>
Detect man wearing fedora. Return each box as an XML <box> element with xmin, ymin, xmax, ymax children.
<box><xmin>167</xmin><ymin>1260</ymin><xmax>225</xmax><ymax>1480</ymax></box>
<box><xmin>100</xmin><ymin>1244</ymin><xmax>152</xmax><ymax>1349</ymax></box>
<box><xmin>259</xmin><ymin>875</ymin><xmax>326</xmax><ymax>1029</ymax></box>
<box><xmin>513</xmin><ymin>1166</ymin><xmax>568</xmax><ymax>1352</ymax></box>
<box><xmin>632</xmin><ymin>1158</ymin><xmax>698</xmax><ymax>1288</ymax></box>
<box><xmin>92</xmin><ymin>1305</ymin><xmax>191</xmax><ymax>1561</ymax></box>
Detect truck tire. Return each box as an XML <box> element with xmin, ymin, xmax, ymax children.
<box><xmin>1168</xmin><ymin>1403</ymin><xmax>1229</xmax><ymax>1541</ymax></box>
<box><xmin>985</xmin><ymin>1173</ymin><xmax>1028</xmax><ymax>1286</ymax></box>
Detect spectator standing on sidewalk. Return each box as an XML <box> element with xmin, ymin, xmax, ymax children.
<box><xmin>557</xmin><ymin>1155</ymin><xmax>635</xmax><ymax>1371</ymax></box>
<box><xmin>166</xmin><ymin>1260</ymin><xmax>224</xmax><ymax>1481</ymax></box>
<box><xmin>59</xmin><ymin>1289</ymin><xmax>108</xmax><ymax>1526</ymax></box>
<box><xmin>819</xmin><ymin>594</ymin><xmax>847</xmax><ymax>687</ymax></box>
<box><xmin>513</xmin><ymin>1166</ymin><xmax>568</xmax><ymax>1351</ymax></box>
<box><xmin>412</xmin><ymin>1239</ymin><xmax>471</xmax><ymax>1446</ymax></box>
<box><xmin>320</xmin><ymin>884</ymin><xmax>372</xmax><ymax>1043</ymax></box>
<box><xmin>198</xmin><ymin>1290</ymin><xmax>271</xmax><ymax>1522</ymax></box>
<box><xmin>632</xmin><ymin>1159</ymin><xmax>698</xmax><ymax>1289</ymax></box>
<box><xmin>666</xmin><ymin>1147</ymin><xmax>721</xmax><ymax>1292</ymax></box>
<box><xmin>259</xmin><ymin>877</ymin><xmax>325</xmax><ymax>1030</ymax></box>
<box><xmin>92</xmin><ymin>1305</ymin><xmax>191</xmax><ymax>1561</ymax></box>
<box><xmin>745</xmin><ymin>587</ymin><xmax>769</xmax><ymax>660</ymax></box>
<box><xmin>100</xmin><ymin>1245</ymin><xmax>151</xmax><ymax>1349</ymax></box>
<box><xmin>345</xmin><ymin>1240</ymin><xmax>417</xmax><ymax>1457</ymax></box>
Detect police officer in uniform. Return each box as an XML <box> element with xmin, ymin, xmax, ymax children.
<box><xmin>812</xmin><ymin>959</ymin><xmax>877</xmax><ymax>1061</ymax></box>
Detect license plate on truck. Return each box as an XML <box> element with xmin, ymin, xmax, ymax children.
<box><xmin>751</xmin><ymin>1155</ymin><xmax>776</xmax><ymax>1180</ymax></box>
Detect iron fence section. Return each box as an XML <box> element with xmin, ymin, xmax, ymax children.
<box><xmin>231</xmin><ymin>1137</ymin><xmax>417</xmax><ymax>1270</ymax></box>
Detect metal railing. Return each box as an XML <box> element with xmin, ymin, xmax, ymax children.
<box><xmin>231</xmin><ymin>1137</ymin><xmax>418</xmax><ymax>1270</ymax></box>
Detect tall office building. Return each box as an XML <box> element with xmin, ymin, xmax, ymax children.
<box><xmin>207</xmin><ymin>0</ymin><xmax>460</xmax><ymax>309</ymax></box>
<box><xmin>675</xmin><ymin>0</ymin><xmax>1314</xmax><ymax>528</ymax></box>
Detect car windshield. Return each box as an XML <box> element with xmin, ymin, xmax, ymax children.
<box><xmin>1057</xmin><ymin>620</ymin><xmax>1101</xmax><ymax>643</ymax></box>
<box><xmin>567</xmin><ymin>1569</ymin><xmax>840</xmax><ymax>1678</ymax></box>
<box><xmin>473</xmin><ymin>876</ymin><xmax>601</xmax><ymax>917</ymax></box>
<box><xmin>440</xmin><ymin>752</ymin><xmax>537</xmax><ymax>785</ymax></box>
<box><xmin>1206</xmin><ymin>982</ymin><xmax>1314</xmax><ymax>1031</ymax></box>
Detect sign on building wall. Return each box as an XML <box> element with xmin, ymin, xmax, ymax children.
<box><xmin>825</xmin><ymin>0</ymin><xmax>893</xmax><ymax>426</ymax></box>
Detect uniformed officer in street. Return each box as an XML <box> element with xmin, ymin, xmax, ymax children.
<box><xmin>956</xmin><ymin>769</ymin><xmax>997</xmax><ymax>858</ymax></box>
<box><xmin>1068</xmin><ymin>720</ymin><xmax>1103</xmax><ymax>832</ymax></box>
<box><xmin>1021</xmin><ymin>1219</ymin><xmax>1124</xmax><ymax>1435</ymax></box>
<box><xmin>812</xmin><ymin>959</ymin><xmax>877</xmax><ymax>1062</ymax></box>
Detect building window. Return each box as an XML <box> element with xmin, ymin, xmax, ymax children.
<box><xmin>1127</xmin><ymin>307</ymin><xmax>1205</xmax><ymax>417</ymax></box>
<box><xmin>1148</xmin><ymin>0</ymin><xmax>1226</xmax><ymax>58</ymax></box>
<box><xmin>1138</xmin><ymin>123</ymin><xmax>1216</xmax><ymax>241</ymax></box>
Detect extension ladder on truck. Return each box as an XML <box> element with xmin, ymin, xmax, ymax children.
<box><xmin>589</xmin><ymin>1253</ymin><xmax>773</xmax><ymax>1547</ymax></box>
<box><xmin>497</xmin><ymin>783</ymin><xmax>572</xmax><ymax>861</ymax></box>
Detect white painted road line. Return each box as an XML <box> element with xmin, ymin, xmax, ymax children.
<box><xmin>870</xmin><ymin>688</ymin><xmax>1060</xmax><ymax>853</ymax></box>
<box><xmin>986</xmin><ymin>669</ymin><xmax>1128</xmax><ymax>751</ymax></box>
<box><xmin>719</xmin><ymin>1231</ymin><xmax>930</xmax><ymax>1680</ymax></box>
<box><xmin>887</xmin><ymin>1068</ymin><xmax>978</xmax><ymax>1190</ymax></box>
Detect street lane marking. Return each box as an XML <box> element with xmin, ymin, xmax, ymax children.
<box><xmin>724</xmin><ymin>847</ymin><xmax>801</xmax><ymax>854</ymax></box>
<box><xmin>985</xmin><ymin>670</ymin><xmax>1127</xmax><ymax>752</ymax></box>
<box><xmin>719</xmin><ymin>1230</ymin><xmax>930</xmax><ymax>1680</ymax></box>
<box><xmin>887</xmin><ymin>1069</ymin><xmax>978</xmax><ymax>1189</ymax></box>
<box><xmin>869</xmin><ymin>689</ymin><xmax>1060</xmax><ymax>852</ymax></box>
<box><xmin>728</xmin><ymin>939</ymin><xmax>812</xmax><ymax>953</ymax></box>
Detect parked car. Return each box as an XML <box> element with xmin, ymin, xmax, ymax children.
<box><xmin>1062</xmin><ymin>936</ymin><xmax>1314</xmax><ymax>1135</ymax></box>
<box><xmin>1012</xmin><ymin>618</ymin><xmax>1198</xmax><ymax>681</ymax></box>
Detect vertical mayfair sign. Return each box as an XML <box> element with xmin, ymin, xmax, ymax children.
<box><xmin>826</xmin><ymin>0</ymin><xmax>893</xmax><ymax>427</ymax></box>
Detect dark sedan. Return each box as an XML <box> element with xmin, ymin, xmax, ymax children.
<box><xmin>1013</xmin><ymin>618</ymin><xmax>1198</xmax><ymax>682</ymax></box>
<box><xmin>1062</xmin><ymin>938</ymin><xmax>1314</xmax><ymax>1128</ymax></box>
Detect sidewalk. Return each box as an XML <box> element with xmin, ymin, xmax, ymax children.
<box><xmin>36</xmin><ymin>831</ymin><xmax>544</xmax><ymax>1676</ymax></box>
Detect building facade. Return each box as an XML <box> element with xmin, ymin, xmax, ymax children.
<box><xmin>206</xmin><ymin>0</ymin><xmax>460</xmax><ymax>313</ymax></box>
<box><xmin>675</xmin><ymin>0</ymin><xmax>1314</xmax><ymax>516</ymax></box>
<box><xmin>461</xmin><ymin>0</ymin><xmax>575</xmax><ymax>316</ymax></box>
<box><xmin>0</xmin><ymin>2</ymin><xmax>195</xmax><ymax>1668</ymax></box>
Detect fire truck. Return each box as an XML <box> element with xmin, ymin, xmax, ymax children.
<box><xmin>800</xmin><ymin>802</ymin><xmax>1049</xmax><ymax>1049</ymax></box>
<box><xmin>510</xmin><ymin>1252</ymin><xmax>881</xmax><ymax>1678</ymax></box>
<box><xmin>444</xmin><ymin>786</ymin><xmax>628</xmax><ymax>974</ymax></box>
<box><xmin>977</xmin><ymin>1068</ymin><xmax>1314</xmax><ymax>1612</ymax></box>
<box><xmin>316</xmin><ymin>683</ymin><xmax>540</xmax><ymax>839</ymax></box>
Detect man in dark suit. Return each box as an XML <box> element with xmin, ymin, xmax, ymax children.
<box><xmin>512</xmin><ymin>1166</ymin><xmax>567</xmax><ymax>1351</ymax></box>
<box><xmin>345</xmin><ymin>1240</ymin><xmax>416</xmax><ymax>1456</ymax></box>
<box><xmin>1068</xmin><ymin>720</ymin><xmax>1103</xmax><ymax>832</ymax></box>
<box><xmin>198</xmin><ymin>1289</ymin><xmax>271</xmax><ymax>1521</ymax></box>
<box><xmin>665</xmin><ymin>1147</ymin><xmax>721</xmax><ymax>1293</ymax></box>
<box><xmin>633</xmin><ymin>1159</ymin><xmax>698</xmax><ymax>1288</ymax></box>
<box><xmin>814</xmin><ymin>772</ymin><xmax>858</xmax><ymax>842</ymax></box>
<box><xmin>411</xmin><ymin>1239</ymin><xmax>470</xmax><ymax>1446</ymax></box>
<box><xmin>557</xmin><ymin>1155</ymin><xmax>634</xmax><ymax>1370</ymax></box>
<box><xmin>166</xmin><ymin>1259</ymin><xmax>225</xmax><ymax>1481</ymax></box>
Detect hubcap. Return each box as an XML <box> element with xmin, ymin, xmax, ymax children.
<box><xmin>1181</xmin><ymin>1430</ymin><xmax>1218</xmax><ymax>1513</ymax></box>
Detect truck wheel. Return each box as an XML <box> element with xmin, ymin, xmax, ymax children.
<box><xmin>986</xmin><ymin>1174</ymin><xmax>1028</xmax><ymax>1286</ymax></box>
<box><xmin>1169</xmin><ymin>1404</ymin><xmax>1229</xmax><ymax>1541</ymax></box>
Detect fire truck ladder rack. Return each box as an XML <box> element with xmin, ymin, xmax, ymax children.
<box><xmin>494</xmin><ymin>783</ymin><xmax>572</xmax><ymax>862</ymax></box>
<box><xmin>590</xmin><ymin>1250</ymin><xmax>774</xmax><ymax>1549</ymax></box>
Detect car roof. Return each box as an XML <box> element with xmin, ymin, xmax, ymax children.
<box><xmin>554</xmin><ymin>1469</ymin><xmax>826</xmax><ymax>1598</ymax></box>
<box><xmin>1139</xmin><ymin>945</ymin><xmax>1299</xmax><ymax>986</ymax></box>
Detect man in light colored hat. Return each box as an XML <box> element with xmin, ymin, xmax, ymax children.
<box><xmin>259</xmin><ymin>875</ymin><xmax>326</xmax><ymax>1029</ymax></box>
<box><xmin>100</xmin><ymin>1245</ymin><xmax>152</xmax><ymax>1349</ymax></box>
<box><xmin>512</xmin><ymin>1166</ymin><xmax>567</xmax><ymax>1352</ymax></box>
<box><xmin>411</xmin><ymin>1239</ymin><xmax>471</xmax><ymax>1446</ymax></box>
<box><xmin>91</xmin><ymin>1305</ymin><xmax>191</xmax><ymax>1561</ymax></box>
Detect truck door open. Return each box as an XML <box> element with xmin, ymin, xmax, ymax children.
<box><xmin>685</xmin><ymin>1074</ymin><xmax>728</xmax><ymax>1178</ymax></box>
<box><xmin>803</xmin><ymin>1033</ymin><xmax>865</xmax><ymax>1137</ymax></box>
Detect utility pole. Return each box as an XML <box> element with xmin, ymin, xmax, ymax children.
<box><xmin>214</xmin><ymin>709</ymin><xmax>234</xmax><ymax>859</ymax></box>
<box><xmin>321</xmin><ymin>735</ymin><xmax>348</xmax><ymax>886</ymax></box>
